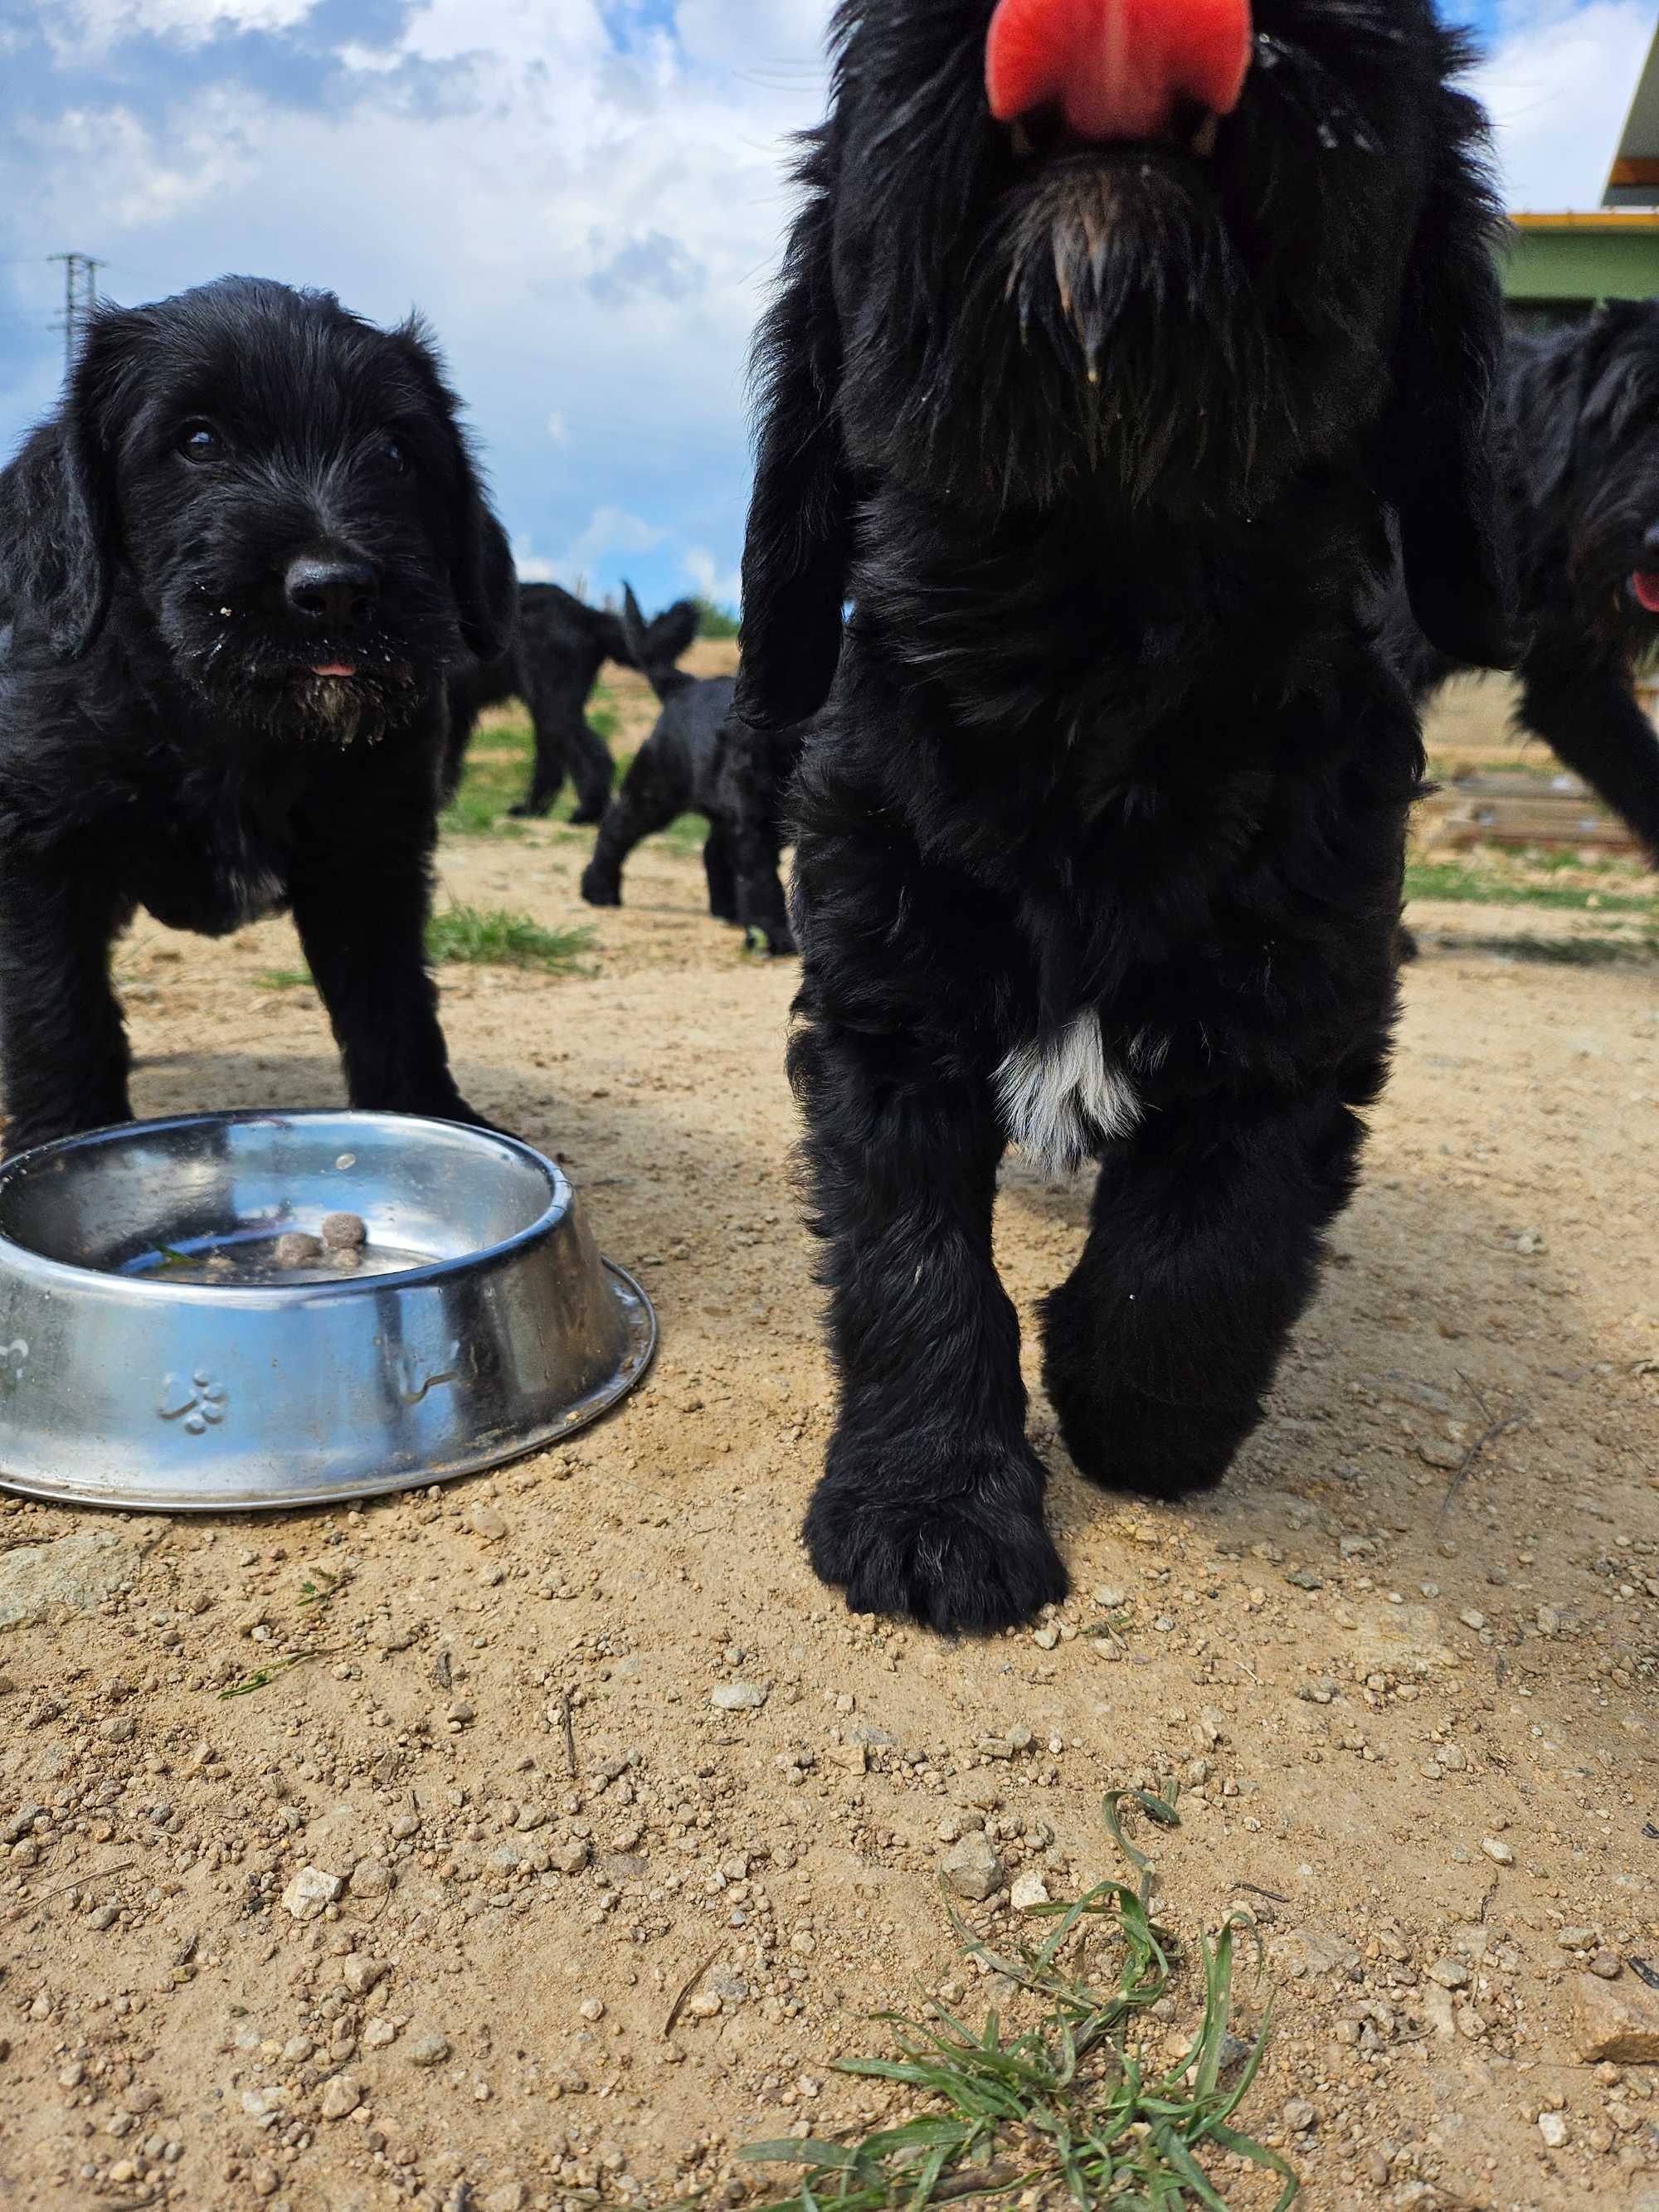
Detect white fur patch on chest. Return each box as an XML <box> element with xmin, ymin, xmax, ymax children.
<box><xmin>994</xmin><ymin>1010</ymin><xmax>1141</xmax><ymax>1176</ymax></box>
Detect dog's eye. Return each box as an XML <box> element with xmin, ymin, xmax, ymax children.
<box><xmin>177</xmin><ymin>421</ymin><xmax>221</xmax><ymax>461</ymax></box>
<box><xmin>380</xmin><ymin>437</ymin><xmax>410</xmax><ymax>474</ymax></box>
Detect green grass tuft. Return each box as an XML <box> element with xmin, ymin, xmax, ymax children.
<box><xmin>425</xmin><ymin>904</ymin><xmax>594</xmax><ymax>974</ymax></box>
<box><xmin>737</xmin><ymin>1786</ymin><xmax>1295</xmax><ymax>2212</ymax></box>
<box><xmin>1404</xmin><ymin>862</ymin><xmax>1657</xmax><ymax>916</ymax></box>
<box><xmin>255</xmin><ymin>968</ymin><xmax>315</xmax><ymax>992</ymax></box>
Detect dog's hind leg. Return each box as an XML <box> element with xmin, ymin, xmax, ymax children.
<box><xmin>0</xmin><ymin>868</ymin><xmax>133</xmax><ymax>1155</ymax></box>
<box><xmin>1516</xmin><ymin>643</ymin><xmax>1659</xmax><ymax>863</ymax></box>
<box><xmin>579</xmin><ymin>748</ymin><xmax>684</xmax><ymax>907</ymax></box>
<box><xmin>1040</xmin><ymin>1082</ymin><xmax>1370</xmax><ymax>1500</ymax></box>
<box><xmin>702</xmin><ymin>822</ymin><xmax>739</xmax><ymax>922</ymax></box>
<box><xmin>565</xmin><ymin>717</ymin><xmax>617</xmax><ymax>827</ymax></box>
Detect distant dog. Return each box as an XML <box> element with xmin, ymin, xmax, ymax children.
<box><xmin>0</xmin><ymin>276</ymin><xmax>515</xmax><ymax>1155</ymax></box>
<box><xmin>445</xmin><ymin>583</ymin><xmax>698</xmax><ymax>821</ymax></box>
<box><xmin>1391</xmin><ymin>300</ymin><xmax>1659</xmax><ymax>860</ymax></box>
<box><xmin>580</xmin><ymin>591</ymin><xmax>800</xmax><ymax>950</ymax></box>
<box><xmin>737</xmin><ymin>0</ymin><xmax>1516</xmax><ymax>1630</ymax></box>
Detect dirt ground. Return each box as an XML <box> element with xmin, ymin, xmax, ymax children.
<box><xmin>1</xmin><ymin>659</ymin><xmax>1657</xmax><ymax>2212</ymax></box>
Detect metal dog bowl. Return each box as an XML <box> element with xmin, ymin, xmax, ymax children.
<box><xmin>0</xmin><ymin>1111</ymin><xmax>655</xmax><ymax>1512</ymax></box>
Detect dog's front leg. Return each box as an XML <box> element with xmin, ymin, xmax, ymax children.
<box><xmin>289</xmin><ymin>846</ymin><xmax>486</xmax><ymax>1129</ymax></box>
<box><xmin>1518</xmin><ymin>644</ymin><xmax>1659</xmax><ymax>863</ymax></box>
<box><xmin>0</xmin><ymin>863</ymin><xmax>132</xmax><ymax>1155</ymax></box>
<box><xmin>1041</xmin><ymin>1081</ymin><xmax>1370</xmax><ymax>1497</ymax></box>
<box><xmin>791</xmin><ymin>1005</ymin><xmax>1068</xmax><ymax>1632</ymax></box>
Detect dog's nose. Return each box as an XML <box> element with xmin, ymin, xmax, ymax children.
<box><xmin>284</xmin><ymin>553</ymin><xmax>377</xmax><ymax>627</ymax></box>
<box><xmin>1643</xmin><ymin>524</ymin><xmax>1659</xmax><ymax>564</ymax></box>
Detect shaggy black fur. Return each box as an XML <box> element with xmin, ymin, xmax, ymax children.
<box><xmin>580</xmin><ymin>590</ymin><xmax>801</xmax><ymax>950</ymax></box>
<box><xmin>444</xmin><ymin>582</ymin><xmax>699</xmax><ymax>821</ymax></box>
<box><xmin>0</xmin><ymin>275</ymin><xmax>516</xmax><ymax>1156</ymax></box>
<box><xmin>737</xmin><ymin>0</ymin><xmax>1517</xmax><ymax>1631</ymax></box>
<box><xmin>1389</xmin><ymin>300</ymin><xmax>1659</xmax><ymax>859</ymax></box>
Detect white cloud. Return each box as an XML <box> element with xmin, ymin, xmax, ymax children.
<box><xmin>1475</xmin><ymin>0</ymin><xmax>1653</xmax><ymax>209</ymax></box>
<box><xmin>53</xmin><ymin>0</ymin><xmax>319</xmax><ymax>53</ymax></box>
<box><xmin>546</xmin><ymin>411</ymin><xmax>569</xmax><ymax>446</ymax></box>
<box><xmin>684</xmin><ymin>546</ymin><xmax>741</xmax><ymax>606</ymax></box>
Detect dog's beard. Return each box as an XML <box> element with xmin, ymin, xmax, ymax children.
<box><xmin>947</xmin><ymin>158</ymin><xmax>1262</xmax><ymax>509</ymax></box>
<box><xmin>1566</xmin><ymin>486</ymin><xmax>1659</xmax><ymax>660</ymax></box>
<box><xmin>186</xmin><ymin>637</ymin><xmax>422</xmax><ymax>746</ymax></box>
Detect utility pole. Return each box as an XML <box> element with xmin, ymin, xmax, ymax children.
<box><xmin>48</xmin><ymin>253</ymin><xmax>105</xmax><ymax>367</ymax></box>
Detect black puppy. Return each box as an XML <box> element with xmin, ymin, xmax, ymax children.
<box><xmin>737</xmin><ymin>0</ymin><xmax>1516</xmax><ymax>1630</ymax></box>
<box><xmin>0</xmin><ymin>276</ymin><xmax>515</xmax><ymax>1157</ymax></box>
<box><xmin>1392</xmin><ymin>300</ymin><xmax>1659</xmax><ymax>860</ymax></box>
<box><xmin>445</xmin><ymin>582</ymin><xmax>699</xmax><ymax>821</ymax></box>
<box><xmin>580</xmin><ymin>591</ymin><xmax>800</xmax><ymax>950</ymax></box>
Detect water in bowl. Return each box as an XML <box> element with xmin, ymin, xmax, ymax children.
<box><xmin>120</xmin><ymin>1229</ymin><xmax>432</xmax><ymax>1287</ymax></box>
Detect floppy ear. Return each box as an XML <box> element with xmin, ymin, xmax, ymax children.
<box><xmin>460</xmin><ymin>504</ymin><xmax>518</xmax><ymax>664</ymax></box>
<box><xmin>736</xmin><ymin>129</ymin><xmax>853</xmax><ymax>732</ymax></box>
<box><xmin>0</xmin><ymin>321</ymin><xmax>125</xmax><ymax>664</ymax></box>
<box><xmin>1370</xmin><ymin>80</ymin><xmax>1519</xmax><ymax>670</ymax></box>
<box><xmin>393</xmin><ymin>318</ymin><xmax>518</xmax><ymax>662</ymax></box>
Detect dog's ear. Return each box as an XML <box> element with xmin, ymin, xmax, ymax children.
<box><xmin>737</xmin><ymin>130</ymin><xmax>852</xmax><ymax>732</ymax></box>
<box><xmin>0</xmin><ymin>312</ymin><xmax>135</xmax><ymax>664</ymax></box>
<box><xmin>393</xmin><ymin>318</ymin><xmax>518</xmax><ymax>663</ymax></box>
<box><xmin>650</xmin><ymin>597</ymin><xmax>701</xmax><ymax>668</ymax></box>
<box><xmin>618</xmin><ymin>583</ymin><xmax>649</xmax><ymax>668</ymax></box>
<box><xmin>1370</xmin><ymin>84</ymin><xmax>1519</xmax><ymax>671</ymax></box>
<box><xmin>459</xmin><ymin>505</ymin><xmax>518</xmax><ymax>664</ymax></box>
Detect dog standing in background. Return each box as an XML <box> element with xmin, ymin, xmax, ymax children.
<box><xmin>737</xmin><ymin>0</ymin><xmax>1516</xmax><ymax>1631</ymax></box>
<box><xmin>1392</xmin><ymin>299</ymin><xmax>1659</xmax><ymax>861</ymax></box>
<box><xmin>445</xmin><ymin>582</ymin><xmax>699</xmax><ymax>822</ymax></box>
<box><xmin>581</xmin><ymin>590</ymin><xmax>800</xmax><ymax>950</ymax></box>
<box><xmin>0</xmin><ymin>276</ymin><xmax>515</xmax><ymax>1155</ymax></box>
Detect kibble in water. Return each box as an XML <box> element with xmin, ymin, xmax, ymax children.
<box><xmin>320</xmin><ymin>1212</ymin><xmax>368</xmax><ymax>1252</ymax></box>
<box><xmin>275</xmin><ymin>1232</ymin><xmax>325</xmax><ymax>1270</ymax></box>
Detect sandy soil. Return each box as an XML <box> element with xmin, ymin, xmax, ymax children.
<box><xmin>1</xmin><ymin>664</ymin><xmax>1657</xmax><ymax>2212</ymax></box>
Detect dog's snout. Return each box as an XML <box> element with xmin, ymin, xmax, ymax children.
<box><xmin>284</xmin><ymin>552</ymin><xmax>378</xmax><ymax>627</ymax></box>
<box><xmin>1642</xmin><ymin>524</ymin><xmax>1659</xmax><ymax>563</ymax></box>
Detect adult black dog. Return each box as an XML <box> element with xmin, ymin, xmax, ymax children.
<box><xmin>444</xmin><ymin>582</ymin><xmax>699</xmax><ymax>821</ymax></box>
<box><xmin>580</xmin><ymin>591</ymin><xmax>800</xmax><ymax>950</ymax></box>
<box><xmin>737</xmin><ymin>0</ymin><xmax>1516</xmax><ymax>1631</ymax></box>
<box><xmin>0</xmin><ymin>276</ymin><xmax>515</xmax><ymax>1157</ymax></box>
<box><xmin>1391</xmin><ymin>299</ymin><xmax>1659</xmax><ymax>860</ymax></box>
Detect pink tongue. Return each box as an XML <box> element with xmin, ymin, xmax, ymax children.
<box><xmin>986</xmin><ymin>0</ymin><xmax>1253</xmax><ymax>141</ymax></box>
<box><xmin>312</xmin><ymin>663</ymin><xmax>357</xmax><ymax>678</ymax></box>
<box><xmin>1632</xmin><ymin>573</ymin><xmax>1659</xmax><ymax>614</ymax></box>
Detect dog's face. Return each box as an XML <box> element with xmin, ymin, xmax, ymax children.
<box><xmin>830</xmin><ymin>0</ymin><xmax>1467</xmax><ymax>509</ymax></box>
<box><xmin>737</xmin><ymin>0</ymin><xmax>1515</xmax><ymax>729</ymax></box>
<box><xmin>1554</xmin><ymin>303</ymin><xmax>1659</xmax><ymax>654</ymax></box>
<box><xmin>1</xmin><ymin>277</ymin><xmax>514</xmax><ymax>744</ymax></box>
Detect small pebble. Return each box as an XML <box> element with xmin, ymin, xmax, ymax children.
<box><xmin>1480</xmin><ymin>1837</ymin><xmax>1515</xmax><ymax>1867</ymax></box>
<box><xmin>407</xmin><ymin>2030</ymin><xmax>452</xmax><ymax>2067</ymax></box>
<box><xmin>1537</xmin><ymin>2110</ymin><xmax>1570</xmax><ymax>2151</ymax></box>
<box><xmin>320</xmin><ymin>2075</ymin><xmax>362</xmax><ymax>2120</ymax></box>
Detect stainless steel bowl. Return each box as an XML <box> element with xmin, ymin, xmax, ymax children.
<box><xmin>0</xmin><ymin>1110</ymin><xmax>655</xmax><ymax>1511</ymax></box>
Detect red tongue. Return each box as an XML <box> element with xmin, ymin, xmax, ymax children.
<box><xmin>986</xmin><ymin>0</ymin><xmax>1252</xmax><ymax>142</ymax></box>
<box><xmin>311</xmin><ymin>663</ymin><xmax>357</xmax><ymax>678</ymax></box>
<box><xmin>1632</xmin><ymin>572</ymin><xmax>1659</xmax><ymax>614</ymax></box>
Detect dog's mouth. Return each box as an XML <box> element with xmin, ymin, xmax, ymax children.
<box><xmin>1631</xmin><ymin>571</ymin><xmax>1659</xmax><ymax>615</ymax></box>
<box><xmin>988</xmin><ymin>0</ymin><xmax>1250</xmax><ymax>158</ymax></box>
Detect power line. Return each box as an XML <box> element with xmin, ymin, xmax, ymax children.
<box><xmin>47</xmin><ymin>253</ymin><xmax>104</xmax><ymax>368</ymax></box>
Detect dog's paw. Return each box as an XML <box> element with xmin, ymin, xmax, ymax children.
<box><xmin>743</xmin><ymin>921</ymin><xmax>798</xmax><ymax>958</ymax></box>
<box><xmin>580</xmin><ymin>869</ymin><xmax>620</xmax><ymax>908</ymax></box>
<box><xmin>508</xmin><ymin>798</ymin><xmax>554</xmax><ymax>820</ymax></box>
<box><xmin>803</xmin><ymin>1456</ymin><xmax>1067</xmax><ymax>1632</ymax></box>
<box><xmin>569</xmin><ymin>800</ymin><xmax>607</xmax><ymax>827</ymax></box>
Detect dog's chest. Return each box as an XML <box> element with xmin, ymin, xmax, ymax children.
<box><xmin>995</xmin><ymin>1011</ymin><xmax>1143</xmax><ymax>1175</ymax></box>
<box><xmin>120</xmin><ymin>766</ymin><xmax>297</xmax><ymax>938</ymax></box>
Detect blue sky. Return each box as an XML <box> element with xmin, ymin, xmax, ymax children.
<box><xmin>0</xmin><ymin>0</ymin><xmax>1652</xmax><ymax>615</ymax></box>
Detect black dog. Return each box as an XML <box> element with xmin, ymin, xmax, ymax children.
<box><xmin>0</xmin><ymin>276</ymin><xmax>515</xmax><ymax>1156</ymax></box>
<box><xmin>580</xmin><ymin>591</ymin><xmax>800</xmax><ymax>950</ymax></box>
<box><xmin>737</xmin><ymin>0</ymin><xmax>1516</xmax><ymax>1630</ymax></box>
<box><xmin>445</xmin><ymin>582</ymin><xmax>698</xmax><ymax>821</ymax></box>
<box><xmin>1391</xmin><ymin>300</ymin><xmax>1659</xmax><ymax>860</ymax></box>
